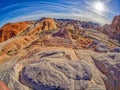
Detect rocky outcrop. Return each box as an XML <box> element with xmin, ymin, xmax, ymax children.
<box><xmin>0</xmin><ymin>16</ymin><xmax>120</xmax><ymax>90</ymax></box>
<box><xmin>0</xmin><ymin>48</ymin><xmax>106</xmax><ymax>90</ymax></box>
<box><xmin>0</xmin><ymin>81</ymin><xmax>10</xmax><ymax>90</ymax></box>
<box><xmin>40</xmin><ymin>18</ymin><xmax>57</xmax><ymax>30</ymax></box>
<box><xmin>0</xmin><ymin>22</ymin><xmax>32</xmax><ymax>42</ymax></box>
<box><xmin>93</xmin><ymin>53</ymin><xmax>120</xmax><ymax>90</ymax></box>
<box><xmin>55</xmin><ymin>19</ymin><xmax>100</xmax><ymax>30</ymax></box>
<box><xmin>0</xmin><ymin>18</ymin><xmax>57</xmax><ymax>43</ymax></box>
<box><xmin>1</xmin><ymin>45</ymin><xmax>119</xmax><ymax>90</ymax></box>
<box><xmin>111</xmin><ymin>47</ymin><xmax>120</xmax><ymax>52</ymax></box>
<box><xmin>75</xmin><ymin>50</ymin><xmax>106</xmax><ymax>90</ymax></box>
<box><xmin>53</xmin><ymin>28</ymin><xmax>70</xmax><ymax>39</ymax></box>
<box><xmin>20</xmin><ymin>59</ymin><xmax>92</xmax><ymax>90</ymax></box>
<box><xmin>0</xmin><ymin>63</ymin><xmax>30</xmax><ymax>90</ymax></box>
<box><xmin>101</xmin><ymin>15</ymin><xmax>120</xmax><ymax>42</ymax></box>
<box><xmin>111</xmin><ymin>15</ymin><xmax>120</xmax><ymax>32</ymax></box>
<box><xmin>94</xmin><ymin>43</ymin><xmax>109</xmax><ymax>52</ymax></box>
<box><xmin>111</xmin><ymin>15</ymin><xmax>120</xmax><ymax>41</ymax></box>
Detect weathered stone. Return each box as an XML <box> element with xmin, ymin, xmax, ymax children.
<box><xmin>20</xmin><ymin>59</ymin><xmax>92</xmax><ymax>90</ymax></box>
<box><xmin>93</xmin><ymin>53</ymin><xmax>120</xmax><ymax>90</ymax></box>
<box><xmin>95</xmin><ymin>43</ymin><xmax>109</xmax><ymax>52</ymax></box>
<box><xmin>0</xmin><ymin>64</ymin><xmax>30</xmax><ymax>90</ymax></box>
<box><xmin>111</xmin><ymin>47</ymin><xmax>120</xmax><ymax>52</ymax></box>
<box><xmin>0</xmin><ymin>81</ymin><xmax>10</xmax><ymax>90</ymax></box>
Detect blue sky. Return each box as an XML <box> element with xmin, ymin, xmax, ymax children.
<box><xmin>0</xmin><ymin>0</ymin><xmax>120</xmax><ymax>26</ymax></box>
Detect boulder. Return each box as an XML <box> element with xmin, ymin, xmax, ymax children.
<box><xmin>20</xmin><ymin>59</ymin><xmax>92</xmax><ymax>90</ymax></box>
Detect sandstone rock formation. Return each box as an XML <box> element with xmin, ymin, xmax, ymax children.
<box><xmin>53</xmin><ymin>28</ymin><xmax>70</xmax><ymax>39</ymax></box>
<box><xmin>0</xmin><ymin>48</ymin><xmax>106</xmax><ymax>90</ymax></box>
<box><xmin>111</xmin><ymin>15</ymin><xmax>120</xmax><ymax>32</ymax></box>
<box><xmin>26</xmin><ymin>18</ymin><xmax>57</xmax><ymax>35</ymax></box>
<box><xmin>0</xmin><ymin>21</ymin><xmax>32</xmax><ymax>42</ymax></box>
<box><xmin>0</xmin><ymin>16</ymin><xmax>120</xmax><ymax>90</ymax></box>
<box><xmin>20</xmin><ymin>59</ymin><xmax>92</xmax><ymax>90</ymax></box>
<box><xmin>111</xmin><ymin>47</ymin><xmax>120</xmax><ymax>52</ymax></box>
<box><xmin>40</xmin><ymin>18</ymin><xmax>57</xmax><ymax>30</ymax></box>
<box><xmin>94</xmin><ymin>42</ymin><xmax>109</xmax><ymax>52</ymax></box>
<box><xmin>93</xmin><ymin>53</ymin><xmax>120</xmax><ymax>90</ymax></box>
<box><xmin>0</xmin><ymin>18</ymin><xmax>57</xmax><ymax>43</ymax></box>
<box><xmin>0</xmin><ymin>64</ymin><xmax>30</xmax><ymax>90</ymax></box>
<box><xmin>101</xmin><ymin>15</ymin><xmax>120</xmax><ymax>42</ymax></box>
<box><xmin>0</xmin><ymin>81</ymin><xmax>10</xmax><ymax>90</ymax></box>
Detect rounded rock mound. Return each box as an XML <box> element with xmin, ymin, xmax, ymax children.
<box><xmin>20</xmin><ymin>59</ymin><xmax>92</xmax><ymax>90</ymax></box>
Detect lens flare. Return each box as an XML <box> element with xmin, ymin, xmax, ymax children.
<box><xmin>93</xmin><ymin>2</ymin><xmax>104</xmax><ymax>12</ymax></box>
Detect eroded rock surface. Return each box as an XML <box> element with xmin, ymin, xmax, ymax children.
<box><xmin>93</xmin><ymin>53</ymin><xmax>120</xmax><ymax>90</ymax></box>
<box><xmin>0</xmin><ymin>16</ymin><xmax>120</xmax><ymax>90</ymax></box>
<box><xmin>20</xmin><ymin>58</ymin><xmax>92</xmax><ymax>90</ymax></box>
<box><xmin>0</xmin><ymin>22</ymin><xmax>32</xmax><ymax>42</ymax></box>
<box><xmin>0</xmin><ymin>81</ymin><xmax>10</xmax><ymax>90</ymax></box>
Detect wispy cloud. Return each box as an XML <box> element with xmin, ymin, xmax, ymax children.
<box><xmin>0</xmin><ymin>0</ymin><xmax>118</xmax><ymax>27</ymax></box>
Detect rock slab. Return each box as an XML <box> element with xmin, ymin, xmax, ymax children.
<box><xmin>20</xmin><ymin>59</ymin><xmax>92</xmax><ymax>90</ymax></box>
<box><xmin>93</xmin><ymin>53</ymin><xmax>120</xmax><ymax>90</ymax></box>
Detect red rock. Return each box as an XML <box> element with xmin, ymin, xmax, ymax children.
<box><xmin>0</xmin><ymin>18</ymin><xmax>57</xmax><ymax>43</ymax></box>
<box><xmin>0</xmin><ymin>21</ymin><xmax>32</xmax><ymax>42</ymax></box>
<box><xmin>0</xmin><ymin>81</ymin><xmax>10</xmax><ymax>90</ymax></box>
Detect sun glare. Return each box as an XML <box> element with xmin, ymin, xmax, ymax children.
<box><xmin>93</xmin><ymin>2</ymin><xmax>104</xmax><ymax>12</ymax></box>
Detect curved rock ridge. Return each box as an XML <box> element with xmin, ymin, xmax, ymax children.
<box><xmin>20</xmin><ymin>59</ymin><xmax>92</xmax><ymax>90</ymax></box>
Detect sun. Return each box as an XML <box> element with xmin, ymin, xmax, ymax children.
<box><xmin>93</xmin><ymin>2</ymin><xmax>104</xmax><ymax>12</ymax></box>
